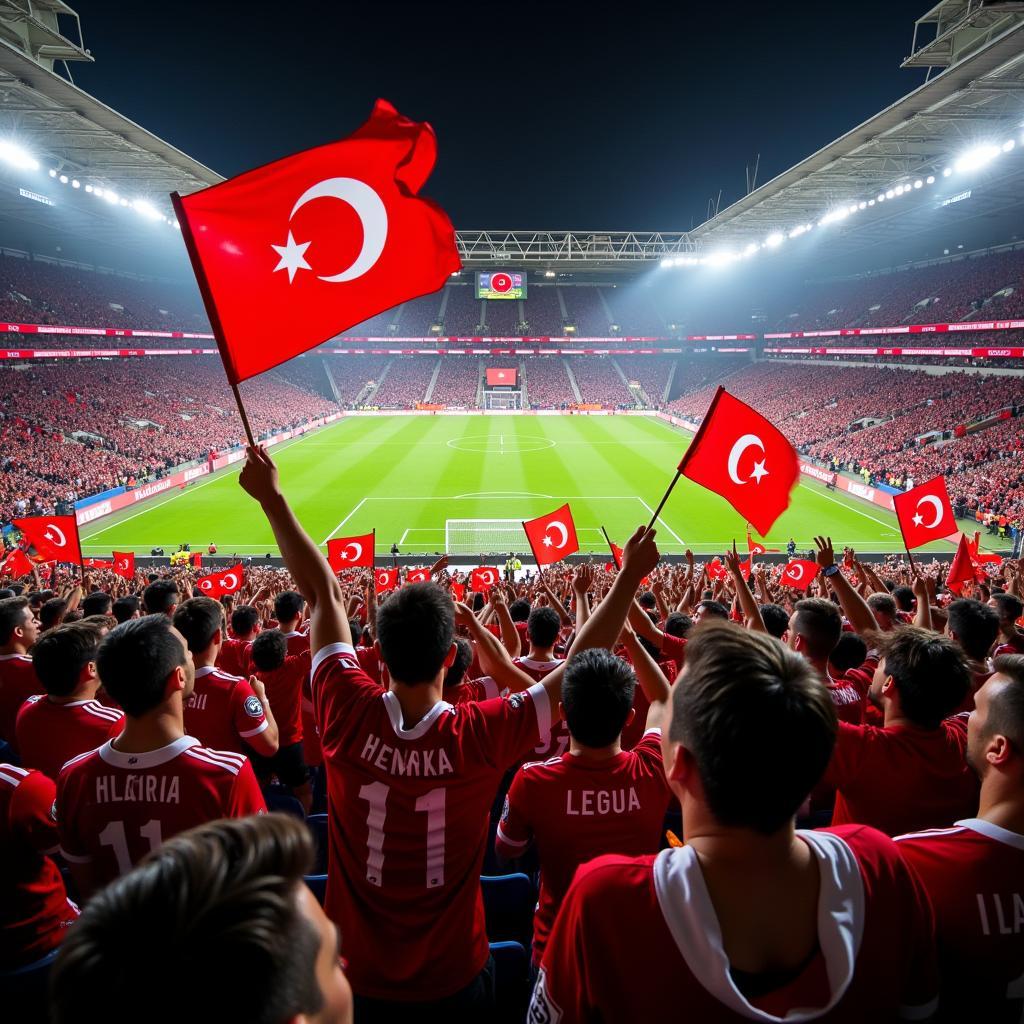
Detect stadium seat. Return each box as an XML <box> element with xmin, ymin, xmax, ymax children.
<box><xmin>0</xmin><ymin>947</ymin><xmax>61</xmax><ymax>1023</ymax></box>
<box><xmin>304</xmin><ymin>873</ymin><xmax>327</xmax><ymax>907</ymax></box>
<box><xmin>307</xmin><ymin>813</ymin><xmax>329</xmax><ymax>874</ymax></box>
<box><xmin>481</xmin><ymin>872</ymin><xmax>535</xmax><ymax>948</ymax></box>
<box><xmin>262</xmin><ymin>786</ymin><xmax>305</xmax><ymax>820</ymax></box>
<box><xmin>489</xmin><ymin>940</ymin><xmax>531</xmax><ymax>1022</ymax></box>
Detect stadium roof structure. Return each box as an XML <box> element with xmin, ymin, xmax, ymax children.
<box><xmin>688</xmin><ymin>3</ymin><xmax>1024</xmax><ymax>266</ymax></box>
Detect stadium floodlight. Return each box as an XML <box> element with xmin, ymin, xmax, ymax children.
<box><xmin>942</xmin><ymin>167</ymin><xmax>952</xmax><ymax>177</ymax></box>
<box><xmin>85</xmin><ymin>184</ymin><xmax>93</xmax><ymax>193</ymax></box>
<box><xmin>119</xmin><ymin>198</ymin><xmax>129</xmax><ymax>207</ymax></box>
<box><xmin>48</xmin><ymin>167</ymin><xmax>57</xmax><ymax>178</ymax></box>
<box><xmin>877</xmin><ymin>193</ymin><xmax>885</xmax><ymax>202</ymax></box>
<box><xmin>706</xmin><ymin>249</ymin><xmax>737</xmax><ymax>267</ymax></box>
<box><xmin>743</xmin><ymin>242</ymin><xmax>759</xmax><ymax>256</ymax></box>
<box><xmin>765</xmin><ymin>233</ymin><xmax>784</xmax><ymax>248</ymax></box>
<box><xmin>954</xmin><ymin>145</ymin><xmax>999</xmax><ymax>173</ymax></box>
<box><xmin>914</xmin><ymin>180</ymin><xmax>922</xmax><ymax>188</ymax></box>
<box><xmin>885</xmin><ymin>189</ymin><xmax>895</xmax><ymax>199</ymax></box>
<box><xmin>868</xmin><ymin>199</ymin><xmax>875</xmax><ymax>206</ymax></box>
<box><xmin>661</xmin><ymin>258</ymin><xmax>675</xmax><ymax>268</ymax></box>
<box><xmin>1002</xmin><ymin>139</ymin><xmax>1015</xmax><ymax>153</ymax></box>
<box><xmin>172</xmin><ymin>220</ymin><xmax>180</xmax><ymax>230</ymax></box>
<box><xmin>71</xmin><ymin>179</ymin><xmax>80</xmax><ymax>188</ymax></box>
<box><xmin>848</xmin><ymin>204</ymin><xmax>858</xmax><ymax>214</ymax></box>
<box><xmin>103</xmin><ymin>189</ymin><xmax>119</xmax><ymax>204</ymax></box>
<box><xmin>0</xmin><ymin>141</ymin><xmax>40</xmax><ymax>172</ymax></box>
<box><xmin>926</xmin><ymin>175</ymin><xmax>935</xmax><ymax>184</ymax></box>
<box><xmin>59</xmin><ymin>174</ymin><xmax>68</xmax><ymax>184</ymax></box>
<box><xmin>132</xmin><ymin>199</ymin><xmax>162</xmax><ymax>221</ymax></box>
<box><xmin>544</xmin><ymin>270</ymin><xmax>556</xmax><ymax>278</ymax></box>
<box><xmin>858</xmin><ymin>201</ymin><xmax>866</xmax><ymax>210</ymax></box>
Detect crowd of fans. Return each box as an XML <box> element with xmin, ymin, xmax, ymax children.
<box><xmin>2</xmin><ymin>442</ymin><xmax>1023</xmax><ymax>1022</ymax></box>
<box><xmin>568</xmin><ymin>357</ymin><xmax>635</xmax><ymax>407</ymax></box>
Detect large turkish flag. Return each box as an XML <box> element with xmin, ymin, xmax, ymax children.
<box><xmin>113</xmin><ymin>551</ymin><xmax>135</xmax><ymax>579</ymax></box>
<box><xmin>174</xmin><ymin>99</ymin><xmax>460</xmax><ymax>384</ymax></box>
<box><xmin>677</xmin><ymin>387</ymin><xmax>799</xmax><ymax>536</ymax></box>
<box><xmin>13</xmin><ymin>516</ymin><xmax>82</xmax><ymax>565</ymax></box>
<box><xmin>893</xmin><ymin>476</ymin><xmax>956</xmax><ymax>550</ymax></box>
<box><xmin>523</xmin><ymin>504</ymin><xmax>579</xmax><ymax>567</ymax></box>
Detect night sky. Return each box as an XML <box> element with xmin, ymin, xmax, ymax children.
<box><xmin>70</xmin><ymin>0</ymin><xmax>931</xmax><ymax>229</ymax></box>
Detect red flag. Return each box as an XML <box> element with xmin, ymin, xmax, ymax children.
<box><xmin>470</xmin><ymin>567</ymin><xmax>500</xmax><ymax>591</ymax></box>
<box><xmin>0</xmin><ymin>548</ymin><xmax>33</xmax><ymax>577</ymax></box>
<box><xmin>174</xmin><ymin>99</ymin><xmax>460</xmax><ymax>385</ymax></box>
<box><xmin>192</xmin><ymin>552</ymin><xmax>203</xmax><ymax>568</ymax></box>
<box><xmin>113</xmin><ymin>551</ymin><xmax>135</xmax><ymax>579</ymax></box>
<box><xmin>706</xmin><ymin>558</ymin><xmax>728</xmax><ymax>581</ymax></box>
<box><xmin>780</xmin><ymin>559</ymin><xmax>819</xmax><ymax>591</ymax></box>
<box><xmin>375</xmin><ymin>567</ymin><xmax>399</xmax><ymax>593</ymax></box>
<box><xmin>967</xmin><ymin>532</ymin><xmax>1002</xmax><ymax>566</ymax></box>
<box><xmin>606</xmin><ymin>541</ymin><xmax>624</xmax><ymax>572</ymax></box>
<box><xmin>946</xmin><ymin>534</ymin><xmax>975</xmax><ymax>596</ymax></box>
<box><xmin>893</xmin><ymin>476</ymin><xmax>956</xmax><ymax>551</ymax></box>
<box><xmin>405</xmin><ymin>567</ymin><xmax>431</xmax><ymax>583</ymax></box>
<box><xmin>678</xmin><ymin>388</ymin><xmax>799</xmax><ymax>536</ymax></box>
<box><xmin>83</xmin><ymin>558</ymin><xmax>114</xmax><ymax>570</ymax></box>
<box><xmin>328</xmin><ymin>532</ymin><xmax>375</xmax><ymax>571</ymax></box>
<box><xmin>746</xmin><ymin>526</ymin><xmax>778</xmax><ymax>556</ymax></box>
<box><xmin>196</xmin><ymin>564</ymin><xmax>245</xmax><ymax>598</ymax></box>
<box><xmin>522</xmin><ymin>504</ymin><xmax>579</xmax><ymax>567</ymax></box>
<box><xmin>450</xmin><ymin>581</ymin><xmax>465</xmax><ymax>602</ymax></box>
<box><xmin>13</xmin><ymin>516</ymin><xmax>82</xmax><ymax>565</ymax></box>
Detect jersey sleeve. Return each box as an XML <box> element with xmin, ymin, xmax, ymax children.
<box><xmin>226</xmin><ymin>758</ymin><xmax>268</xmax><ymax>817</ymax></box>
<box><xmin>660</xmin><ymin>632</ymin><xmax>686</xmax><ymax>665</ymax></box>
<box><xmin>822</xmin><ymin>720</ymin><xmax>868</xmax><ymax>788</ymax></box>
<box><xmin>232</xmin><ymin>677</ymin><xmax>269</xmax><ymax>741</ymax></box>
<box><xmin>312</xmin><ymin>643</ymin><xmax>384</xmax><ymax>752</ymax></box>
<box><xmin>474</xmin><ymin>683</ymin><xmax>551</xmax><ymax>769</ymax></box>
<box><xmin>495</xmin><ymin>766</ymin><xmax>533</xmax><ymax>859</ymax></box>
<box><xmin>895</xmin><ymin>839</ymin><xmax>940</xmax><ymax>1018</ymax></box>
<box><xmin>11</xmin><ymin>769</ymin><xmax>60</xmax><ymax>855</ymax></box>
<box><xmin>55</xmin><ymin>766</ymin><xmax>90</xmax><ymax>864</ymax></box>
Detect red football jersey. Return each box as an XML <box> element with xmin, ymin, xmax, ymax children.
<box><xmin>284</xmin><ymin>631</ymin><xmax>322</xmax><ymax>767</ymax></box>
<box><xmin>183</xmin><ymin>666</ymin><xmax>268</xmax><ymax>754</ymax></box>
<box><xmin>0</xmin><ymin>764</ymin><xmax>78</xmax><ymax>967</ymax></box>
<box><xmin>896</xmin><ymin>818</ymin><xmax>1024</xmax><ymax>1021</ymax></box>
<box><xmin>0</xmin><ymin>654</ymin><xmax>42</xmax><ymax>753</ymax></box>
<box><xmin>56</xmin><ymin>736</ymin><xmax>266</xmax><ymax>888</ymax></box>
<box><xmin>445</xmin><ymin>676</ymin><xmax>509</xmax><ymax>707</ymax></box>
<box><xmin>533</xmin><ymin>825</ymin><xmax>938</xmax><ymax>1023</ymax></box>
<box><xmin>216</xmin><ymin>636</ymin><xmax>253</xmax><ymax>678</ymax></box>
<box><xmin>824</xmin><ymin>714</ymin><xmax>979</xmax><ymax>836</ymax></box>
<box><xmin>514</xmin><ymin>657</ymin><xmax>566</xmax><ymax>759</ymax></box>
<box><xmin>16</xmin><ymin>696</ymin><xmax>124</xmax><ymax>782</ymax></box>
<box><xmin>993</xmin><ymin>635</ymin><xmax>1024</xmax><ymax>659</ymax></box>
<box><xmin>826</xmin><ymin>673</ymin><xmax>865</xmax><ymax>725</ymax></box>
<box><xmin>255</xmin><ymin>648</ymin><xmax>310</xmax><ymax>746</ymax></box>
<box><xmin>660</xmin><ymin>631</ymin><xmax>687</xmax><ymax>667</ymax></box>
<box><xmin>496</xmin><ymin>729</ymin><xmax>672</xmax><ymax>963</ymax></box>
<box><xmin>312</xmin><ymin>642</ymin><xmax>550</xmax><ymax>1001</ymax></box>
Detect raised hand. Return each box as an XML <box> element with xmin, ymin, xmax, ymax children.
<box><xmin>238</xmin><ymin>445</ymin><xmax>281</xmax><ymax>505</ymax></box>
<box><xmin>814</xmin><ymin>536</ymin><xmax>835</xmax><ymax>568</ymax></box>
<box><xmin>621</xmin><ymin>525</ymin><xmax>659</xmax><ymax>579</ymax></box>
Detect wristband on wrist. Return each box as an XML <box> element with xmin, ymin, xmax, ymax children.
<box><xmin>822</xmin><ymin>564</ymin><xmax>840</xmax><ymax>577</ymax></box>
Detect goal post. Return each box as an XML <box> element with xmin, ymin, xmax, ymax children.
<box><xmin>445</xmin><ymin>519</ymin><xmax>525</xmax><ymax>556</ymax></box>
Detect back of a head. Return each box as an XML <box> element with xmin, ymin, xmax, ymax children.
<box><xmin>49</xmin><ymin>814</ymin><xmax>323</xmax><ymax>1024</ymax></box>
<box><xmin>274</xmin><ymin>590</ymin><xmax>305</xmax><ymax>625</ymax></box>
<box><xmin>508</xmin><ymin>598</ymin><xmax>531</xmax><ymax>623</ymax></box>
<box><xmin>231</xmin><ymin>604</ymin><xmax>261</xmax><ymax>637</ymax></box>
<box><xmin>32</xmin><ymin>622</ymin><xmax>102</xmax><ymax>698</ymax></box>
<box><xmin>866</xmin><ymin>592</ymin><xmax>897</xmax><ymax>622</ymax></box>
<box><xmin>991</xmin><ymin>592</ymin><xmax>1024</xmax><ymax>629</ymax></box>
<box><xmin>376</xmin><ymin>582</ymin><xmax>454</xmax><ymax>684</ymax></box>
<box><xmin>988</xmin><ymin>654</ymin><xmax>1024</xmax><ymax>751</ymax></box>
<box><xmin>444</xmin><ymin>636</ymin><xmax>474</xmax><ymax>689</ymax></box>
<box><xmin>877</xmin><ymin>626</ymin><xmax>970</xmax><ymax>729</ymax></box>
<box><xmin>111</xmin><ymin>595</ymin><xmax>141</xmax><ymax>624</ymax></box>
<box><xmin>892</xmin><ymin>586</ymin><xmax>915</xmax><ymax>612</ymax></box>
<box><xmin>172</xmin><ymin>596</ymin><xmax>223</xmax><ymax>655</ymax></box>
<box><xmin>82</xmin><ymin>591</ymin><xmax>113</xmax><ymax>618</ymax></box>
<box><xmin>830</xmin><ymin>632</ymin><xmax>868</xmax><ymax>674</ymax></box>
<box><xmin>251</xmin><ymin>629</ymin><xmax>287</xmax><ymax>673</ymax></box>
<box><xmin>143</xmin><ymin>579</ymin><xmax>179</xmax><ymax>616</ymax></box>
<box><xmin>39</xmin><ymin>597</ymin><xmax>67</xmax><ymax>631</ymax></box>
<box><xmin>669</xmin><ymin>622</ymin><xmax>837</xmax><ymax>835</ymax></box>
<box><xmin>0</xmin><ymin>596</ymin><xmax>29</xmax><ymax>644</ymax></box>
<box><xmin>696</xmin><ymin>599</ymin><xmax>729</xmax><ymax>622</ymax></box>
<box><xmin>96</xmin><ymin>615</ymin><xmax>187</xmax><ymax>717</ymax></box>
<box><xmin>562</xmin><ymin>648</ymin><xmax>636</xmax><ymax>748</ymax></box>
<box><xmin>792</xmin><ymin>597</ymin><xmax>843</xmax><ymax>661</ymax></box>
<box><xmin>664</xmin><ymin>611</ymin><xmax>691</xmax><ymax>639</ymax></box>
<box><xmin>947</xmin><ymin>598</ymin><xmax>1000</xmax><ymax>662</ymax></box>
<box><xmin>527</xmin><ymin>606</ymin><xmax>561</xmax><ymax>649</ymax></box>
<box><xmin>759</xmin><ymin>603</ymin><xmax>789</xmax><ymax>640</ymax></box>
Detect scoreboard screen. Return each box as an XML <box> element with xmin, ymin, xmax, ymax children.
<box><xmin>486</xmin><ymin>367</ymin><xmax>518</xmax><ymax>387</ymax></box>
<box><xmin>476</xmin><ymin>271</ymin><xmax>527</xmax><ymax>300</ymax></box>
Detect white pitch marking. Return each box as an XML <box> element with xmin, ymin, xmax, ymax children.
<box><xmin>399</xmin><ymin>528</ymin><xmax>410</xmax><ymax>545</ymax></box>
<box><xmin>798</xmin><ymin>483</ymin><xmax>901</xmax><ymax>533</ymax></box>
<box><xmin>636</xmin><ymin>497</ymin><xmax>685</xmax><ymax>547</ymax></box>
<box><xmin>320</xmin><ymin>497</ymin><xmax>368</xmax><ymax>546</ymax></box>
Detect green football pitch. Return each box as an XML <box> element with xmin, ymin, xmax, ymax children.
<box><xmin>79</xmin><ymin>415</ymin><xmax>960</xmax><ymax>558</ymax></box>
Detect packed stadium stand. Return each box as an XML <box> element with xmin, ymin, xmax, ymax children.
<box><xmin>522</xmin><ymin>283</ymin><xmax>563</xmax><ymax>334</ymax></box>
<box><xmin>441</xmin><ymin>282</ymin><xmax>481</xmax><ymax>335</ymax></box>
<box><xmin>369</xmin><ymin>356</ymin><xmax>434</xmax><ymax>408</ymax></box>
<box><xmin>429</xmin><ymin>357</ymin><xmax>480</xmax><ymax>407</ymax></box>
<box><xmin>569</xmin><ymin>356</ymin><xmax>635</xmax><ymax>408</ymax></box>
<box><xmin>521</xmin><ymin>357</ymin><xmax>573</xmax><ymax>409</ymax></box>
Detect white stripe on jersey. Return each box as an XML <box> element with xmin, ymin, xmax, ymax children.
<box><xmin>184</xmin><ymin>747</ymin><xmax>245</xmax><ymax>775</ymax></box>
<box><xmin>893</xmin><ymin>827</ymin><xmax>967</xmax><ymax>842</ymax></box>
<box><xmin>60</xmin><ymin>748</ymin><xmax>96</xmax><ymax>774</ymax></box>
<box><xmin>522</xmin><ymin>756</ymin><xmax>563</xmax><ymax>772</ymax></box>
<box><xmin>0</xmin><ymin>767</ymin><xmax>30</xmax><ymax>787</ymax></box>
<box><xmin>191</xmin><ymin>745</ymin><xmax>247</xmax><ymax>769</ymax></box>
<box><xmin>82</xmin><ymin>702</ymin><xmax>124</xmax><ymax>723</ymax></box>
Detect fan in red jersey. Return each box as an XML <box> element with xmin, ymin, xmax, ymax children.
<box><xmin>0</xmin><ymin>596</ymin><xmax>43</xmax><ymax>756</ymax></box>
<box><xmin>196</xmin><ymin>564</ymin><xmax>245</xmax><ymax>598</ymax></box>
<box><xmin>328</xmin><ymin>532</ymin><xmax>375</xmax><ymax>571</ymax></box>
<box><xmin>523</xmin><ymin>504</ymin><xmax>579</xmax><ymax>567</ymax></box>
<box><xmin>56</xmin><ymin>615</ymin><xmax>266</xmax><ymax>899</ymax></box>
<box><xmin>895</xmin><ymin>659</ymin><xmax>1024</xmax><ymax>1020</ymax></box>
<box><xmin>532</xmin><ymin>624</ymin><xmax>938</xmax><ymax>1024</ymax></box>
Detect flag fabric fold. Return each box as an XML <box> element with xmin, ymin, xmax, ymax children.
<box><xmin>113</xmin><ymin>552</ymin><xmax>135</xmax><ymax>579</ymax></box>
<box><xmin>946</xmin><ymin>534</ymin><xmax>975</xmax><ymax>596</ymax></box>
<box><xmin>405</xmin><ymin>567</ymin><xmax>431</xmax><ymax>583</ymax></box>
<box><xmin>892</xmin><ymin>476</ymin><xmax>956</xmax><ymax>551</ymax></box>
<box><xmin>522</xmin><ymin>504</ymin><xmax>579</xmax><ymax>567</ymax></box>
<box><xmin>780</xmin><ymin>559</ymin><xmax>819</xmax><ymax>591</ymax></box>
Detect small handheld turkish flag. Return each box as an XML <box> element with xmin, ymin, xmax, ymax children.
<box><xmin>523</xmin><ymin>504</ymin><xmax>579</xmax><ymax>567</ymax></box>
<box><xmin>946</xmin><ymin>534</ymin><xmax>976</xmax><ymax>595</ymax></box>
<box><xmin>196</xmin><ymin>564</ymin><xmax>245</xmax><ymax>598</ymax></box>
<box><xmin>0</xmin><ymin>547</ymin><xmax>33</xmax><ymax>578</ymax></box>
<box><xmin>327</xmin><ymin>532</ymin><xmax>375</xmax><ymax>571</ymax></box>
<box><xmin>405</xmin><ymin>567</ymin><xmax>431</xmax><ymax>583</ymax></box>
<box><xmin>173</xmin><ymin>99</ymin><xmax>460</xmax><ymax>385</ymax></box>
<box><xmin>780</xmin><ymin>559</ymin><xmax>819</xmax><ymax>591</ymax></box>
<box><xmin>470</xmin><ymin>567</ymin><xmax>500</xmax><ymax>591</ymax></box>
<box><xmin>706</xmin><ymin>557</ymin><xmax>728</xmax><ymax>581</ymax></box>
<box><xmin>967</xmin><ymin>531</ymin><xmax>1002</xmax><ymax>566</ymax></box>
<box><xmin>13</xmin><ymin>516</ymin><xmax>82</xmax><ymax>565</ymax></box>
<box><xmin>113</xmin><ymin>551</ymin><xmax>135</xmax><ymax>579</ymax></box>
<box><xmin>675</xmin><ymin>388</ymin><xmax>799</xmax><ymax>537</ymax></box>
<box><xmin>893</xmin><ymin>476</ymin><xmax>956</xmax><ymax>550</ymax></box>
<box><xmin>83</xmin><ymin>558</ymin><xmax>114</xmax><ymax>570</ymax></box>
<box><xmin>375</xmin><ymin>567</ymin><xmax>399</xmax><ymax>593</ymax></box>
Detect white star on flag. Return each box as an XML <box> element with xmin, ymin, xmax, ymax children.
<box><xmin>912</xmin><ymin>513</ymin><xmax>924</xmax><ymax>526</ymax></box>
<box><xmin>271</xmin><ymin>231</ymin><xmax>312</xmax><ymax>283</ymax></box>
<box><xmin>750</xmin><ymin>460</ymin><xmax>769</xmax><ymax>484</ymax></box>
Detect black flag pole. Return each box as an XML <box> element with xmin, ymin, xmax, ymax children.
<box><xmin>646</xmin><ymin>472</ymin><xmax>681</xmax><ymax>531</ymax></box>
<box><xmin>170</xmin><ymin>191</ymin><xmax>256</xmax><ymax>447</ymax></box>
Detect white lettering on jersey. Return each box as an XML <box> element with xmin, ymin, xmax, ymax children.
<box><xmin>359</xmin><ymin>733</ymin><xmax>454</xmax><ymax>777</ymax></box>
<box><xmin>94</xmin><ymin>774</ymin><xmax>181</xmax><ymax>804</ymax></box>
<box><xmin>186</xmin><ymin>693</ymin><xmax>208</xmax><ymax>711</ymax></box>
<box><xmin>976</xmin><ymin>892</ymin><xmax>1024</xmax><ymax>936</ymax></box>
<box><xmin>565</xmin><ymin>787</ymin><xmax>641</xmax><ymax>817</ymax></box>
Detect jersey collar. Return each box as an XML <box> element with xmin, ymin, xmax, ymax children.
<box><xmin>381</xmin><ymin>690</ymin><xmax>453</xmax><ymax>740</ymax></box>
<box><xmin>99</xmin><ymin>735</ymin><xmax>199</xmax><ymax>769</ymax></box>
<box><xmin>955</xmin><ymin>817</ymin><xmax>1024</xmax><ymax>851</ymax></box>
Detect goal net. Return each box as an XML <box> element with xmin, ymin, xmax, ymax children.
<box><xmin>483</xmin><ymin>390</ymin><xmax>522</xmax><ymax>410</ymax></box>
<box><xmin>445</xmin><ymin>519</ymin><xmax>524</xmax><ymax>556</ymax></box>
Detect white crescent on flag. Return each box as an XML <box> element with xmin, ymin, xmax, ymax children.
<box><xmin>727</xmin><ymin>434</ymin><xmax>768</xmax><ymax>486</ymax></box>
<box><xmin>198</xmin><ymin>578</ymin><xmax>213</xmax><ymax>591</ymax></box>
<box><xmin>545</xmin><ymin>521</ymin><xmax>569</xmax><ymax>549</ymax></box>
<box><xmin>786</xmin><ymin>563</ymin><xmax>805</xmax><ymax>582</ymax></box>
<box><xmin>222</xmin><ymin>573</ymin><xmax>238</xmax><ymax>590</ymax></box>
<box><xmin>912</xmin><ymin>494</ymin><xmax>944</xmax><ymax>529</ymax></box>
<box><xmin>342</xmin><ymin>542</ymin><xmax>362</xmax><ymax>563</ymax></box>
<box><xmin>44</xmin><ymin>524</ymin><xmax>67</xmax><ymax>547</ymax></box>
<box><xmin>117</xmin><ymin>559</ymin><xmax>129</xmax><ymax>570</ymax></box>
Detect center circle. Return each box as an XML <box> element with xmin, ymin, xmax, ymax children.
<box><xmin>446</xmin><ymin>435</ymin><xmax>556</xmax><ymax>454</ymax></box>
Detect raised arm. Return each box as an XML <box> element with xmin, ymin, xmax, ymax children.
<box><xmin>238</xmin><ymin>446</ymin><xmax>351</xmax><ymax>653</ymax></box>
<box><xmin>490</xmin><ymin>588</ymin><xmax>522</xmax><ymax>658</ymax></box>
<box><xmin>725</xmin><ymin>542</ymin><xmax>766</xmax><ymax>633</ymax></box>
<box><xmin>620</xmin><ymin>626</ymin><xmax>672</xmax><ymax>729</ymax></box>
<box><xmin>814</xmin><ymin>536</ymin><xmax>878</xmax><ymax>637</ymax></box>
<box><xmin>455</xmin><ymin>603</ymin><xmax>535</xmax><ymax>694</ymax></box>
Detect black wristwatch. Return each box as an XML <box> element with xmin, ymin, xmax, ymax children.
<box><xmin>821</xmin><ymin>564</ymin><xmax>840</xmax><ymax>577</ymax></box>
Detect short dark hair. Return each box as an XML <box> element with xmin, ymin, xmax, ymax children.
<box><xmin>508</xmin><ymin>598</ymin><xmax>531</xmax><ymax>623</ymax></box>
<box><xmin>250</xmin><ymin>629</ymin><xmax>287</xmax><ymax>673</ymax></box>
<box><xmin>792</xmin><ymin>597</ymin><xmax>842</xmax><ymax>660</ymax></box>
<box><xmin>274</xmin><ymin>590</ymin><xmax>305</xmax><ymax>625</ymax></box>
<box><xmin>96</xmin><ymin>615</ymin><xmax>188</xmax><ymax>717</ymax></box>
<box><xmin>988</xmin><ymin>654</ymin><xmax>1024</xmax><ymax>750</ymax></box>
<box><xmin>231</xmin><ymin>604</ymin><xmax>261</xmax><ymax>637</ymax></box>
<box><xmin>40</xmin><ymin>597</ymin><xmax>67</xmax><ymax>631</ymax></box>
<box><xmin>527</xmin><ymin>606</ymin><xmax>561</xmax><ymax>649</ymax></box>
<box><xmin>562</xmin><ymin>648</ymin><xmax>636</xmax><ymax>747</ymax></box>
<box><xmin>892</xmin><ymin>586</ymin><xmax>915</xmax><ymax>612</ymax></box>
<box><xmin>830</xmin><ymin>632</ymin><xmax>868</xmax><ymax>674</ymax></box>
<box><xmin>760</xmin><ymin>603</ymin><xmax>790</xmax><ymax>640</ymax></box>
<box><xmin>638</xmin><ymin>591</ymin><xmax>657</xmax><ymax>610</ymax></box>
<box><xmin>664</xmin><ymin>612</ymin><xmax>691</xmax><ymax>639</ymax></box>
<box><xmin>31</xmin><ymin>622</ymin><xmax>102</xmax><ymax>697</ymax></box>
<box><xmin>866</xmin><ymin>593</ymin><xmax>897</xmax><ymax>620</ymax></box>
<box><xmin>876</xmin><ymin>626</ymin><xmax>970</xmax><ymax>729</ymax></box>
<box><xmin>142</xmin><ymin>579</ymin><xmax>178</xmax><ymax>615</ymax></box>
<box><xmin>991</xmin><ymin>593</ymin><xmax>1024</xmax><ymax>627</ymax></box>
<box><xmin>172</xmin><ymin>597</ymin><xmax>224</xmax><ymax>655</ymax></box>
<box><xmin>49</xmin><ymin>814</ymin><xmax>323</xmax><ymax>1024</ymax></box>
<box><xmin>82</xmin><ymin>591</ymin><xmax>113</xmax><ymax>617</ymax></box>
<box><xmin>947</xmin><ymin>599</ymin><xmax>1000</xmax><ymax>661</ymax></box>
<box><xmin>111</xmin><ymin>595</ymin><xmax>141</xmax><ymax>624</ymax></box>
<box><xmin>376</xmin><ymin>582</ymin><xmax>454</xmax><ymax>684</ymax></box>
<box><xmin>0</xmin><ymin>596</ymin><xmax>30</xmax><ymax>644</ymax></box>
<box><xmin>696</xmin><ymin>600</ymin><xmax>729</xmax><ymax>621</ymax></box>
<box><xmin>0</xmin><ymin>588</ymin><xmax>13</xmax><ymax>600</ymax></box>
<box><xmin>669</xmin><ymin>623</ymin><xmax>836</xmax><ymax>835</ymax></box>
<box><xmin>444</xmin><ymin>637</ymin><xmax>474</xmax><ymax>689</ymax></box>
